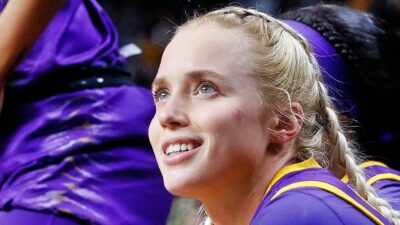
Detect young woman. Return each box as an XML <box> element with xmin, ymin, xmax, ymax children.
<box><xmin>0</xmin><ymin>0</ymin><xmax>172</xmax><ymax>224</ymax></box>
<box><xmin>149</xmin><ymin>6</ymin><xmax>399</xmax><ymax>225</ymax></box>
<box><xmin>279</xmin><ymin>4</ymin><xmax>400</xmax><ymax>211</ymax></box>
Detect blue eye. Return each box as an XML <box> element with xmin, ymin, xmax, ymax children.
<box><xmin>198</xmin><ymin>81</ymin><xmax>217</xmax><ymax>95</ymax></box>
<box><xmin>153</xmin><ymin>89</ymin><xmax>170</xmax><ymax>102</ymax></box>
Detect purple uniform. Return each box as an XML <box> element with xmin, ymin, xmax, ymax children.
<box><xmin>342</xmin><ymin>161</ymin><xmax>400</xmax><ymax>211</ymax></box>
<box><xmin>0</xmin><ymin>0</ymin><xmax>172</xmax><ymax>224</ymax></box>
<box><xmin>251</xmin><ymin>158</ymin><xmax>391</xmax><ymax>225</ymax></box>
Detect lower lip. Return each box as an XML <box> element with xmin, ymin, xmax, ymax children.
<box><xmin>163</xmin><ymin>146</ymin><xmax>201</xmax><ymax>165</ymax></box>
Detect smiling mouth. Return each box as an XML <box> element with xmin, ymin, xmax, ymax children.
<box><xmin>165</xmin><ymin>142</ymin><xmax>201</xmax><ymax>156</ymax></box>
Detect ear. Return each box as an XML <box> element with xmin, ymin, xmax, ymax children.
<box><xmin>269</xmin><ymin>102</ymin><xmax>304</xmax><ymax>144</ymax></box>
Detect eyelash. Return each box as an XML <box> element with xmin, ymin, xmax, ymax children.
<box><xmin>195</xmin><ymin>79</ymin><xmax>218</xmax><ymax>94</ymax></box>
<box><xmin>152</xmin><ymin>88</ymin><xmax>169</xmax><ymax>102</ymax></box>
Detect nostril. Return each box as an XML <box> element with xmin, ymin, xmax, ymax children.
<box><xmin>165</xmin><ymin>121</ymin><xmax>184</xmax><ymax>129</ymax></box>
<box><xmin>159</xmin><ymin>109</ymin><xmax>189</xmax><ymax>129</ymax></box>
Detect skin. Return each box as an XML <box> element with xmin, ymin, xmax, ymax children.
<box><xmin>149</xmin><ymin>23</ymin><xmax>303</xmax><ymax>225</ymax></box>
<box><xmin>0</xmin><ymin>0</ymin><xmax>65</xmax><ymax>109</ymax></box>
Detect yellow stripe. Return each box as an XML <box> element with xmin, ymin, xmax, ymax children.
<box><xmin>341</xmin><ymin>161</ymin><xmax>389</xmax><ymax>183</ymax></box>
<box><xmin>264</xmin><ymin>158</ymin><xmax>320</xmax><ymax>196</ymax></box>
<box><xmin>271</xmin><ymin>181</ymin><xmax>384</xmax><ymax>225</ymax></box>
<box><xmin>341</xmin><ymin>174</ymin><xmax>350</xmax><ymax>183</ymax></box>
<box><xmin>359</xmin><ymin>161</ymin><xmax>388</xmax><ymax>169</ymax></box>
<box><xmin>368</xmin><ymin>173</ymin><xmax>400</xmax><ymax>185</ymax></box>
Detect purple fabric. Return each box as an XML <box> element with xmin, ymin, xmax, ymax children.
<box><xmin>362</xmin><ymin>164</ymin><xmax>400</xmax><ymax>210</ymax></box>
<box><xmin>363</xmin><ymin>164</ymin><xmax>400</xmax><ymax>180</ymax></box>
<box><xmin>0</xmin><ymin>0</ymin><xmax>173</xmax><ymax>224</ymax></box>
<box><xmin>374</xmin><ymin>180</ymin><xmax>400</xmax><ymax>211</ymax></box>
<box><xmin>2</xmin><ymin>0</ymin><xmax>125</xmax><ymax>90</ymax></box>
<box><xmin>251</xmin><ymin>190</ymin><xmax>374</xmax><ymax>225</ymax></box>
<box><xmin>251</xmin><ymin>167</ymin><xmax>391</xmax><ymax>224</ymax></box>
<box><xmin>0</xmin><ymin>86</ymin><xmax>172</xmax><ymax>224</ymax></box>
<box><xmin>283</xmin><ymin>20</ymin><xmax>357</xmax><ymax>118</ymax></box>
<box><xmin>0</xmin><ymin>208</ymin><xmax>81</xmax><ymax>225</ymax></box>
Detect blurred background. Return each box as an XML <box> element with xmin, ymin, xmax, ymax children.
<box><xmin>98</xmin><ymin>0</ymin><xmax>400</xmax><ymax>88</ymax></box>
<box><xmin>96</xmin><ymin>0</ymin><xmax>400</xmax><ymax>224</ymax></box>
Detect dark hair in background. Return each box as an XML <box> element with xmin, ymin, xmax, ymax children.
<box><xmin>279</xmin><ymin>4</ymin><xmax>400</xmax><ymax>169</ymax></box>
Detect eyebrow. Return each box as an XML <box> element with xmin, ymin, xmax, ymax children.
<box><xmin>151</xmin><ymin>77</ymin><xmax>167</xmax><ymax>92</ymax></box>
<box><xmin>151</xmin><ymin>70</ymin><xmax>226</xmax><ymax>91</ymax></box>
<box><xmin>187</xmin><ymin>70</ymin><xmax>227</xmax><ymax>83</ymax></box>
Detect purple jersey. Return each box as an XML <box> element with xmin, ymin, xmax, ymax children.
<box><xmin>342</xmin><ymin>161</ymin><xmax>400</xmax><ymax>211</ymax></box>
<box><xmin>251</xmin><ymin>158</ymin><xmax>391</xmax><ymax>225</ymax></box>
<box><xmin>0</xmin><ymin>0</ymin><xmax>124</xmax><ymax>90</ymax></box>
<box><xmin>0</xmin><ymin>1</ymin><xmax>172</xmax><ymax>224</ymax></box>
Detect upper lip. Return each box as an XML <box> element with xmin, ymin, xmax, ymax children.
<box><xmin>161</xmin><ymin>136</ymin><xmax>203</xmax><ymax>154</ymax></box>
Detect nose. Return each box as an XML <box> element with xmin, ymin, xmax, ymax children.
<box><xmin>158</xmin><ymin>99</ymin><xmax>189</xmax><ymax>129</ymax></box>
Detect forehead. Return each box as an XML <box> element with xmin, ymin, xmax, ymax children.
<box><xmin>157</xmin><ymin>23</ymin><xmax>254</xmax><ymax>79</ymax></box>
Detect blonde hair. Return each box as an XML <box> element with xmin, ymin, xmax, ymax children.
<box><xmin>177</xmin><ymin>6</ymin><xmax>399</xmax><ymax>225</ymax></box>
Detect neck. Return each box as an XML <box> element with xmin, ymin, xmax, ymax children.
<box><xmin>200</xmin><ymin>149</ymin><xmax>296</xmax><ymax>225</ymax></box>
<box><xmin>201</xmin><ymin>183</ymin><xmax>263</xmax><ymax>225</ymax></box>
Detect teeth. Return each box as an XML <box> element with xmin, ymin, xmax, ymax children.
<box><xmin>166</xmin><ymin>143</ymin><xmax>196</xmax><ymax>155</ymax></box>
<box><xmin>181</xmin><ymin>144</ymin><xmax>187</xmax><ymax>151</ymax></box>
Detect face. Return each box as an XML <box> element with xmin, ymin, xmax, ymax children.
<box><xmin>149</xmin><ymin>23</ymin><xmax>273</xmax><ymax>198</ymax></box>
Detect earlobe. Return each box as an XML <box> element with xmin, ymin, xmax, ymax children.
<box><xmin>269</xmin><ymin>102</ymin><xmax>304</xmax><ymax>144</ymax></box>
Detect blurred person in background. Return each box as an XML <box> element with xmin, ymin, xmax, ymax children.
<box><xmin>0</xmin><ymin>0</ymin><xmax>172</xmax><ymax>224</ymax></box>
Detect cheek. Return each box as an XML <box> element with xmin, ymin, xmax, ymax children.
<box><xmin>148</xmin><ymin>118</ymin><xmax>159</xmax><ymax>149</ymax></box>
<box><xmin>207</xmin><ymin>110</ymin><xmax>252</xmax><ymax>138</ymax></box>
<box><xmin>232</xmin><ymin>110</ymin><xmax>244</xmax><ymax>124</ymax></box>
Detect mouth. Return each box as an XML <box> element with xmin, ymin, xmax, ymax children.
<box><xmin>163</xmin><ymin>139</ymin><xmax>202</xmax><ymax>156</ymax></box>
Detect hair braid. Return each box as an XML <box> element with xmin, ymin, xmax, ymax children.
<box><xmin>317</xmin><ymin>81</ymin><xmax>400</xmax><ymax>224</ymax></box>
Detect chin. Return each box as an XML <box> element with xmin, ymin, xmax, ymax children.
<box><xmin>163</xmin><ymin>178</ymin><xmax>200</xmax><ymax>198</ymax></box>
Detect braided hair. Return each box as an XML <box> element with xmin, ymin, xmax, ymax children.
<box><xmin>279</xmin><ymin>4</ymin><xmax>400</xmax><ymax>168</ymax></box>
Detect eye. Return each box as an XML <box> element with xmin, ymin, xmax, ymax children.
<box><xmin>152</xmin><ymin>88</ymin><xmax>170</xmax><ymax>102</ymax></box>
<box><xmin>197</xmin><ymin>80</ymin><xmax>218</xmax><ymax>95</ymax></box>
